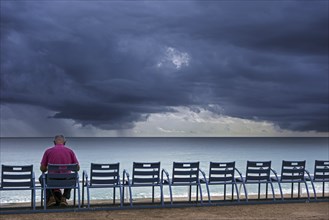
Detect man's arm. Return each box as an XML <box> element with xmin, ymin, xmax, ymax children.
<box><xmin>40</xmin><ymin>165</ymin><xmax>47</xmax><ymax>172</ymax></box>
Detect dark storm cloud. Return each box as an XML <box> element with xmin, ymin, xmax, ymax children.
<box><xmin>1</xmin><ymin>1</ymin><xmax>328</xmax><ymax>132</ymax></box>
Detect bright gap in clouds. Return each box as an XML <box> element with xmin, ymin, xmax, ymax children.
<box><xmin>133</xmin><ymin>106</ymin><xmax>325</xmax><ymax>137</ymax></box>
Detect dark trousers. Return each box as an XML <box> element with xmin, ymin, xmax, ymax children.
<box><xmin>39</xmin><ymin>175</ymin><xmax>71</xmax><ymax>200</ymax></box>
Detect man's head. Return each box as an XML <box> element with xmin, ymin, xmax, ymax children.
<box><xmin>54</xmin><ymin>135</ymin><xmax>66</xmax><ymax>145</ymax></box>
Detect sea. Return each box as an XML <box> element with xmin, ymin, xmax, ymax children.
<box><xmin>0</xmin><ymin>137</ymin><xmax>328</xmax><ymax>204</ymax></box>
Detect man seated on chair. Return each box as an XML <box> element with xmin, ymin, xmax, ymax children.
<box><xmin>40</xmin><ymin>135</ymin><xmax>80</xmax><ymax>207</ymax></box>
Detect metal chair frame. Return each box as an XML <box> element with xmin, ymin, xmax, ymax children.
<box><xmin>41</xmin><ymin>164</ymin><xmax>80</xmax><ymax>210</ymax></box>
<box><xmin>82</xmin><ymin>163</ymin><xmax>122</xmax><ymax>208</ymax></box>
<box><xmin>201</xmin><ymin>162</ymin><xmax>247</xmax><ymax>203</ymax></box>
<box><xmin>272</xmin><ymin>160</ymin><xmax>310</xmax><ymax>201</ymax></box>
<box><xmin>164</xmin><ymin>162</ymin><xmax>204</xmax><ymax>205</ymax></box>
<box><xmin>123</xmin><ymin>162</ymin><xmax>164</xmax><ymax>207</ymax></box>
<box><xmin>240</xmin><ymin>161</ymin><xmax>280</xmax><ymax>202</ymax></box>
<box><xmin>306</xmin><ymin>160</ymin><xmax>329</xmax><ymax>200</ymax></box>
<box><xmin>0</xmin><ymin>165</ymin><xmax>36</xmax><ymax>210</ymax></box>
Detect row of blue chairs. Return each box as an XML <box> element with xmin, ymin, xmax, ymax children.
<box><xmin>1</xmin><ymin>160</ymin><xmax>328</xmax><ymax>211</ymax></box>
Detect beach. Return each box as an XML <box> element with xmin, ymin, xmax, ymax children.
<box><xmin>2</xmin><ymin>202</ymin><xmax>329</xmax><ymax>220</ymax></box>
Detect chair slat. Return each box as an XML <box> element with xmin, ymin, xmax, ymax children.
<box><xmin>173</xmin><ymin>162</ymin><xmax>199</xmax><ymax>169</ymax></box>
<box><xmin>133</xmin><ymin>162</ymin><xmax>160</xmax><ymax>169</ymax></box>
<box><xmin>133</xmin><ymin>170</ymin><xmax>159</xmax><ymax>176</ymax></box>
<box><xmin>91</xmin><ymin>163</ymin><xmax>119</xmax><ymax>170</ymax></box>
<box><xmin>133</xmin><ymin>177</ymin><xmax>159</xmax><ymax>183</ymax></box>
<box><xmin>246</xmin><ymin>176</ymin><xmax>270</xmax><ymax>181</ymax></box>
<box><xmin>1</xmin><ymin>181</ymin><xmax>32</xmax><ymax>187</ymax></box>
<box><xmin>247</xmin><ymin>169</ymin><xmax>270</xmax><ymax>174</ymax></box>
<box><xmin>92</xmin><ymin>172</ymin><xmax>118</xmax><ymax>177</ymax></box>
<box><xmin>47</xmin><ymin>179</ymin><xmax>77</xmax><ymax>187</ymax></box>
<box><xmin>173</xmin><ymin>177</ymin><xmax>198</xmax><ymax>183</ymax></box>
<box><xmin>247</xmin><ymin>161</ymin><xmax>271</xmax><ymax>167</ymax></box>
<box><xmin>1</xmin><ymin>165</ymin><xmax>33</xmax><ymax>172</ymax></box>
<box><xmin>91</xmin><ymin>179</ymin><xmax>118</xmax><ymax>185</ymax></box>
<box><xmin>173</xmin><ymin>170</ymin><xmax>198</xmax><ymax>176</ymax></box>
<box><xmin>282</xmin><ymin>161</ymin><xmax>305</xmax><ymax>167</ymax></box>
<box><xmin>314</xmin><ymin>174</ymin><xmax>329</xmax><ymax>180</ymax></box>
<box><xmin>48</xmin><ymin>173</ymin><xmax>77</xmax><ymax>179</ymax></box>
<box><xmin>210</xmin><ymin>170</ymin><xmax>234</xmax><ymax>175</ymax></box>
<box><xmin>209</xmin><ymin>176</ymin><xmax>234</xmax><ymax>182</ymax></box>
<box><xmin>281</xmin><ymin>175</ymin><xmax>303</xmax><ymax>180</ymax></box>
<box><xmin>210</xmin><ymin>162</ymin><xmax>235</xmax><ymax>168</ymax></box>
<box><xmin>2</xmin><ymin>174</ymin><xmax>32</xmax><ymax>180</ymax></box>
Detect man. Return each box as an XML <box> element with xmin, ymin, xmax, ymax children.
<box><xmin>40</xmin><ymin>135</ymin><xmax>79</xmax><ymax>207</ymax></box>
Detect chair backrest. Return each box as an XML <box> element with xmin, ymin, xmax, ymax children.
<box><xmin>280</xmin><ymin>160</ymin><xmax>306</xmax><ymax>181</ymax></box>
<box><xmin>172</xmin><ymin>162</ymin><xmax>200</xmax><ymax>184</ymax></box>
<box><xmin>209</xmin><ymin>162</ymin><xmax>235</xmax><ymax>183</ymax></box>
<box><xmin>132</xmin><ymin>162</ymin><xmax>161</xmax><ymax>185</ymax></box>
<box><xmin>90</xmin><ymin>163</ymin><xmax>120</xmax><ymax>186</ymax></box>
<box><xmin>314</xmin><ymin>160</ymin><xmax>329</xmax><ymax>181</ymax></box>
<box><xmin>245</xmin><ymin>161</ymin><xmax>271</xmax><ymax>182</ymax></box>
<box><xmin>47</xmin><ymin>164</ymin><xmax>79</xmax><ymax>188</ymax></box>
<box><xmin>1</xmin><ymin>165</ymin><xmax>34</xmax><ymax>188</ymax></box>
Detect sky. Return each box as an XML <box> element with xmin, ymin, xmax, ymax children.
<box><xmin>1</xmin><ymin>0</ymin><xmax>328</xmax><ymax>137</ymax></box>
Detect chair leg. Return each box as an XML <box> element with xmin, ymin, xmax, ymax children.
<box><xmin>87</xmin><ymin>187</ymin><xmax>90</xmax><ymax>208</ymax></box>
<box><xmin>129</xmin><ymin>185</ymin><xmax>133</xmax><ymax>207</ymax></box>
<box><xmin>43</xmin><ymin>188</ymin><xmax>47</xmax><ymax>210</ymax></box>
<box><xmin>205</xmin><ymin>183</ymin><xmax>211</xmax><ymax>203</ymax></box>
<box><xmin>74</xmin><ymin>188</ymin><xmax>76</xmax><ymax>206</ymax></box>
<box><xmin>198</xmin><ymin>183</ymin><xmax>203</xmax><ymax>205</ymax></box>
<box><xmin>231</xmin><ymin>183</ymin><xmax>234</xmax><ymax>201</ymax></box>
<box><xmin>224</xmin><ymin>184</ymin><xmax>227</xmax><ymax>201</ymax></box>
<box><xmin>189</xmin><ymin>185</ymin><xmax>192</xmax><ymax>202</ymax></box>
<box><xmin>113</xmin><ymin>187</ymin><xmax>116</xmax><ymax>205</ymax></box>
<box><xmin>304</xmin><ymin>181</ymin><xmax>310</xmax><ymax>201</ymax></box>
<box><xmin>309</xmin><ymin>179</ymin><xmax>317</xmax><ymax>200</ymax></box>
<box><xmin>234</xmin><ymin>183</ymin><xmax>240</xmax><ymax>202</ymax></box>
<box><xmin>77</xmin><ymin>187</ymin><xmax>81</xmax><ymax>208</ymax></box>
<box><xmin>41</xmin><ymin>189</ymin><xmax>43</xmax><ymax>207</ymax></box>
<box><xmin>243</xmin><ymin>183</ymin><xmax>248</xmax><ymax>202</ymax></box>
<box><xmin>82</xmin><ymin>182</ymin><xmax>85</xmax><ymax>207</ymax></box>
<box><xmin>270</xmin><ymin>182</ymin><xmax>275</xmax><ymax>201</ymax></box>
<box><xmin>169</xmin><ymin>184</ymin><xmax>173</xmax><ymax>205</ymax></box>
<box><xmin>196</xmin><ymin>184</ymin><xmax>199</xmax><ymax>203</ymax></box>
<box><xmin>277</xmin><ymin>181</ymin><xmax>284</xmax><ymax>200</ymax></box>
<box><xmin>119</xmin><ymin>186</ymin><xmax>123</xmax><ymax>207</ymax></box>
<box><xmin>160</xmin><ymin>185</ymin><xmax>164</xmax><ymax>207</ymax></box>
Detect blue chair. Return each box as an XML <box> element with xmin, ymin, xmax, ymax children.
<box><xmin>271</xmin><ymin>160</ymin><xmax>310</xmax><ymax>201</ymax></box>
<box><xmin>201</xmin><ymin>162</ymin><xmax>247</xmax><ymax>203</ymax></box>
<box><xmin>306</xmin><ymin>160</ymin><xmax>329</xmax><ymax>200</ymax></box>
<box><xmin>41</xmin><ymin>164</ymin><xmax>80</xmax><ymax>210</ymax></box>
<box><xmin>239</xmin><ymin>161</ymin><xmax>280</xmax><ymax>202</ymax></box>
<box><xmin>0</xmin><ymin>165</ymin><xmax>36</xmax><ymax>210</ymax></box>
<box><xmin>163</xmin><ymin>162</ymin><xmax>204</xmax><ymax>205</ymax></box>
<box><xmin>123</xmin><ymin>162</ymin><xmax>163</xmax><ymax>207</ymax></box>
<box><xmin>82</xmin><ymin>163</ymin><xmax>122</xmax><ymax>208</ymax></box>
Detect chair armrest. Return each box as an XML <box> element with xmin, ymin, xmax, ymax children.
<box><xmin>123</xmin><ymin>169</ymin><xmax>130</xmax><ymax>185</ymax></box>
<box><xmin>82</xmin><ymin>170</ymin><xmax>89</xmax><ymax>186</ymax></box>
<box><xmin>161</xmin><ymin>169</ymin><xmax>170</xmax><ymax>184</ymax></box>
<box><xmin>199</xmin><ymin>169</ymin><xmax>208</xmax><ymax>184</ymax></box>
<box><xmin>270</xmin><ymin>168</ymin><xmax>280</xmax><ymax>181</ymax></box>
<box><xmin>304</xmin><ymin>169</ymin><xmax>313</xmax><ymax>180</ymax></box>
<box><xmin>234</xmin><ymin>168</ymin><xmax>245</xmax><ymax>182</ymax></box>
